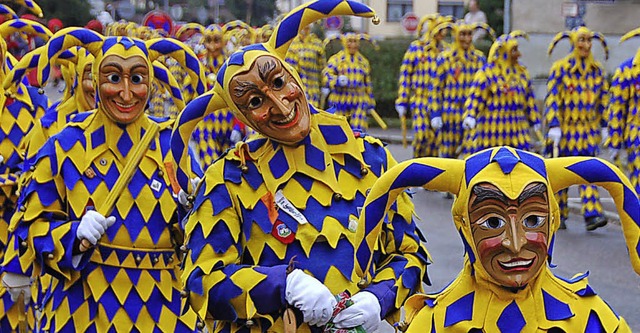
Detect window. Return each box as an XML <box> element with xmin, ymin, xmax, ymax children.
<box><xmin>438</xmin><ymin>1</ymin><xmax>465</xmax><ymax>20</ymax></box>
<box><xmin>387</xmin><ymin>0</ymin><xmax>413</xmax><ymax>22</ymax></box>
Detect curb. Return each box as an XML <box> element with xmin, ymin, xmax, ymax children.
<box><xmin>567</xmin><ymin>202</ymin><xmax>621</xmax><ymax>226</ymax></box>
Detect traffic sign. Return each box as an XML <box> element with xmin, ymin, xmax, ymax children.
<box><xmin>401</xmin><ymin>12</ymin><xmax>419</xmax><ymax>34</ymax></box>
<box><xmin>324</xmin><ymin>16</ymin><xmax>343</xmax><ymax>31</ymax></box>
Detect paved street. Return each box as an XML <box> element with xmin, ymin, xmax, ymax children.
<box><xmin>371</xmin><ymin>132</ymin><xmax>640</xmax><ymax>331</ymax></box>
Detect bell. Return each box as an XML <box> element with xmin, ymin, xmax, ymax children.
<box><xmin>372</xmin><ymin>16</ymin><xmax>381</xmax><ymax>25</ymax></box>
<box><xmin>240</xmin><ymin>165</ymin><xmax>249</xmax><ymax>173</ymax></box>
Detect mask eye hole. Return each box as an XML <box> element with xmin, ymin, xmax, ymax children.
<box><xmin>131</xmin><ymin>74</ymin><xmax>143</xmax><ymax>84</ymax></box>
<box><xmin>480</xmin><ymin>216</ymin><xmax>505</xmax><ymax>229</ymax></box>
<box><xmin>108</xmin><ymin>73</ymin><xmax>120</xmax><ymax>83</ymax></box>
<box><xmin>249</xmin><ymin>96</ymin><xmax>262</xmax><ymax>109</ymax></box>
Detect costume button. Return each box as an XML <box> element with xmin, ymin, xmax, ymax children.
<box><xmin>246</xmin><ymin>319</ymin><xmax>255</xmax><ymax>327</ymax></box>
<box><xmin>158</xmin><ymin>170</ymin><xmax>164</xmax><ymax>177</ymax></box>
<box><xmin>135</xmin><ymin>255</ymin><xmax>142</xmax><ymax>263</ymax></box>
<box><xmin>333</xmin><ymin>193</ymin><xmax>342</xmax><ymax>201</ymax></box>
<box><xmin>153</xmin><ymin>256</ymin><xmax>159</xmax><ymax>263</ymax></box>
<box><xmin>21</xmin><ymin>241</ymin><xmax>27</xmax><ymax>247</ymax></box>
<box><xmin>19</xmin><ymin>205</ymin><xmax>26</xmax><ymax>212</ymax></box>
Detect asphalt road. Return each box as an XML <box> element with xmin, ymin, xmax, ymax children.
<box><xmin>377</xmin><ymin>139</ymin><xmax>640</xmax><ymax>331</ymax></box>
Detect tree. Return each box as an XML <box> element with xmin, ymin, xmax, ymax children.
<box><xmin>477</xmin><ymin>0</ymin><xmax>504</xmax><ymax>35</ymax></box>
<box><xmin>224</xmin><ymin>0</ymin><xmax>276</xmax><ymax>26</ymax></box>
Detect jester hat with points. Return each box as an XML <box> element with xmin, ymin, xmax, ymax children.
<box><xmin>171</xmin><ymin>0</ymin><xmax>379</xmax><ymax>192</ymax></box>
<box><xmin>548</xmin><ymin>26</ymin><xmax>608</xmax><ymax>60</ymax></box>
<box><xmin>355</xmin><ymin>146</ymin><xmax>640</xmax><ymax>282</ymax></box>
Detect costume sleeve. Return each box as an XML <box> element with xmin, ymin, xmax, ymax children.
<box><xmin>2</xmin><ymin>139</ymin><xmax>89</xmax><ymax>282</ymax></box>
<box><xmin>323</xmin><ymin>54</ymin><xmax>340</xmax><ymax>89</ymax></box>
<box><xmin>181</xmin><ymin>161</ymin><xmax>288</xmax><ymax>323</ymax></box>
<box><xmin>364</xmin><ymin>58</ymin><xmax>375</xmax><ymax>110</ymax></box>
<box><xmin>462</xmin><ymin>69</ymin><xmax>489</xmax><ymax>120</ymax></box>
<box><xmin>606</xmin><ymin>65</ymin><xmax>630</xmax><ymax>150</ymax></box>
<box><xmin>284</xmin><ymin>44</ymin><xmax>300</xmax><ymax>72</ymax></box>
<box><xmin>597</xmin><ymin>68</ymin><xmax>610</xmax><ymax>128</ymax></box>
<box><xmin>360</xmin><ymin>140</ymin><xmax>429</xmax><ymax>321</ymax></box>
<box><xmin>429</xmin><ymin>56</ymin><xmax>446</xmax><ymax>118</ymax></box>
<box><xmin>544</xmin><ymin>63</ymin><xmax>563</xmax><ymax>128</ymax></box>
<box><xmin>396</xmin><ymin>44</ymin><xmax>418</xmax><ymax>109</ymax></box>
<box><xmin>524</xmin><ymin>75</ymin><xmax>540</xmax><ymax>126</ymax></box>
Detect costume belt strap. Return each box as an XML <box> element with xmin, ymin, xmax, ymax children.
<box><xmin>89</xmin><ymin>243</ymin><xmax>178</xmax><ymax>270</ymax></box>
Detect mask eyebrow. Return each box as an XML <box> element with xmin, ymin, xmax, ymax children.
<box><xmin>518</xmin><ymin>182</ymin><xmax>547</xmax><ymax>204</ymax></box>
<box><xmin>233</xmin><ymin>80</ymin><xmax>259</xmax><ymax>98</ymax></box>
<box><xmin>101</xmin><ymin>62</ymin><xmax>123</xmax><ymax>72</ymax></box>
<box><xmin>471</xmin><ymin>184</ymin><xmax>508</xmax><ymax>207</ymax></box>
<box><xmin>258</xmin><ymin>58</ymin><xmax>277</xmax><ymax>82</ymax></box>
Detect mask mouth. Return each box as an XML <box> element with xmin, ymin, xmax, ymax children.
<box><xmin>498</xmin><ymin>257</ymin><xmax>535</xmax><ymax>272</ymax></box>
<box><xmin>114</xmin><ymin>101</ymin><xmax>138</xmax><ymax>112</ymax></box>
<box><xmin>272</xmin><ymin>103</ymin><xmax>299</xmax><ymax>128</ymax></box>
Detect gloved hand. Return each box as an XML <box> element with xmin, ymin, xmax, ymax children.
<box><xmin>548</xmin><ymin>127</ymin><xmax>562</xmax><ymax>145</ymax></box>
<box><xmin>285</xmin><ymin>269</ymin><xmax>337</xmax><ymax>327</ymax></box>
<box><xmin>333</xmin><ymin>291</ymin><xmax>381</xmax><ymax>332</ymax></box>
<box><xmin>337</xmin><ymin>75</ymin><xmax>349</xmax><ymax>88</ymax></box>
<box><xmin>533</xmin><ymin>123</ymin><xmax>542</xmax><ymax>133</ymax></box>
<box><xmin>601</xmin><ymin>127</ymin><xmax>609</xmax><ymax>142</ymax></box>
<box><xmin>76</xmin><ymin>210</ymin><xmax>116</xmax><ymax>248</ymax></box>
<box><xmin>395</xmin><ymin>105</ymin><xmax>407</xmax><ymax>118</ymax></box>
<box><xmin>462</xmin><ymin>116</ymin><xmax>476</xmax><ymax>130</ymax></box>
<box><xmin>321</xmin><ymin>87</ymin><xmax>330</xmax><ymax>99</ymax></box>
<box><xmin>230</xmin><ymin>129</ymin><xmax>243</xmax><ymax>144</ymax></box>
<box><xmin>177</xmin><ymin>177</ymin><xmax>202</xmax><ymax>208</ymax></box>
<box><xmin>430</xmin><ymin>116</ymin><xmax>443</xmax><ymax>130</ymax></box>
<box><xmin>608</xmin><ymin>148</ymin><xmax>620</xmax><ymax>161</ymax></box>
<box><xmin>2</xmin><ymin>272</ymin><xmax>32</xmax><ymax>305</ymax></box>
<box><xmin>0</xmin><ymin>153</ymin><xmax>4</xmax><ymax>164</ymax></box>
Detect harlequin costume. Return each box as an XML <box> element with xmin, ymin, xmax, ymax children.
<box><xmin>285</xmin><ymin>25</ymin><xmax>326</xmax><ymax>107</ymax></box>
<box><xmin>176</xmin><ymin>23</ymin><xmax>240</xmax><ymax>170</ymax></box>
<box><xmin>1</xmin><ymin>27</ymin><xmax>206</xmax><ymax>332</ymax></box>
<box><xmin>463</xmin><ymin>31</ymin><xmax>540</xmax><ymax>154</ymax></box>
<box><xmin>545</xmin><ymin>26</ymin><xmax>610</xmax><ymax>229</ymax></box>
<box><xmin>358</xmin><ymin>146</ymin><xmax>640</xmax><ymax>332</ymax></box>
<box><xmin>606</xmin><ymin>27</ymin><xmax>640</xmax><ymax>197</ymax></box>
<box><xmin>430</xmin><ymin>20</ymin><xmax>493</xmax><ymax>158</ymax></box>
<box><xmin>170</xmin><ymin>1</ymin><xmax>429</xmax><ymax>331</ymax></box>
<box><xmin>396</xmin><ymin>14</ymin><xmax>453</xmax><ymax>158</ymax></box>
<box><xmin>323</xmin><ymin>33</ymin><xmax>376</xmax><ymax>131</ymax></box>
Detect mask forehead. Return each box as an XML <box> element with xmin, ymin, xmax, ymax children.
<box><xmin>93</xmin><ymin>37</ymin><xmax>152</xmax><ymax>83</ymax></box>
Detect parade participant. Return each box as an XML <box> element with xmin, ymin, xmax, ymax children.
<box><xmin>170</xmin><ymin>1</ymin><xmax>429</xmax><ymax>331</ymax></box>
<box><xmin>429</xmin><ymin>20</ymin><xmax>494</xmax><ymax>161</ymax></box>
<box><xmin>286</xmin><ymin>24</ymin><xmax>326</xmax><ymax>107</ymax></box>
<box><xmin>606</xmin><ymin>27</ymin><xmax>640</xmax><ymax>198</ymax></box>
<box><xmin>223</xmin><ymin>20</ymin><xmax>254</xmax><ymax>53</ymax></box>
<box><xmin>323</xmin><ymin>32</ymin><xmax>377</xmax><ymax>131</ymax></box>
<box><xmin>85</xmin><ymin>19</ymin><xmax>103</xmax><ymax>34</ymax></box>
<box><xmin>359</xmin><ymin>146</ymin><xmax>639</xmax><ymax>332</ymax></box>
<box><xmin>1</xmin><ymin>27</ymin><xmax>206</xmax><ymax>332</ymax></box>
<box><xmin>255</xmin><ymin>23</ymin><xmax>273</xmax><ymax>43</ymax></box>
<box><xmin>462</xmin><ymin>31</ymin><xmax>541</xmax><ymax>154</ymax></box>
<box><xmin>396</xmin><ymin>14</ymin><xmax>453</xmax><ymax>158</ymax></box>
<box><xmin>176</xmin><ymin>22</ymin><xmax>244</xmax><ymax>170</ymax></box>
<box><xmin>545</xmin><ymin>26</ymin><xmax>610</xmax><ymax>230</ymax></box>
<box><xmin>0</xmin><ymin>18</ymin><xmax>51</xmax><ymax>332</ymax></box>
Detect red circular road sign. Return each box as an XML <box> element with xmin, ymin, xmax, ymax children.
<box><xmin>401</xmin><ymin>12</ymin><xmax>419</xmax><ymax>33</ymax></box>
<box><xmin>324</xmin><ymin>16</ymin><xmax>343</xmax><ymax>30</ymax></box>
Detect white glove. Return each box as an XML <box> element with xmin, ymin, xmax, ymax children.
<box><xmin>177</xmin><ymin>177</ymin><xmax>202</xmax><ymax>208</ymax></box>
<box><xmin>207</xmin><ymin>73</ymin><xmax>216</xmax><ymax>83</ymax></box>
<box><xmin>462</xmin><ymin>116</ymin><xmax>476</xmax><ymax>130</ymax></box>
<box><xmin>533</xmin><ymin>123</ymin><xmax>542</xmax><ymax>133</ymax></box>
<box><xmin>337</xmin><ymin>75</ymin><xmax>349</xmax><ymax>88</ymax></box>
<box><xmin>608</xmin><ymin>148</ymin><xmax>620</xmax><ymax>161</ymax></box>
<box><xmin>0</xmin><ymin>153</ymin><xmax>4</xmax><ymax>164</ymax></box>
<box><xmin>395</xmin><ymin>105</ymin><xmax>407</xmax><ymax>118</ymax></box>
<box><xmin>601</xmin><ymin>127</ymin><xmax>609</xmax><ymax>142</ymax></box>
<box><xmin>230</xmin><ymin>129</ymin><xmax>243</xmax><ymax>144</ymax></box>
<box><xmin>430</xmin><ymin>116</ymin><xmax>443</xmax><ymax>130</ymax></box>
<box><xmin>548</xmin><ymin>127</ymin><xmax>562</xmax><ymax>145</ymax></box>
<box><xmin>2</xmin><ymin>272</ymin><xmax>32</xmax><ymax>305</ymax></box>
<box><xmin>332</xmin><ymin>291</ymin><xmax>381</xmax><ymax>332</ymax></box>
<box><xmin>76</xmin><ymin>210</ymin><xmax>116</xmax><ymax>246</ymax></box>
<box><xmin>321</xmin><ymin>87</ymin><xmax>330</xmax><ymax>99</ymax></box>
<box><xmin>285</xmin><ymin>269</ymin><xmax>337</xmax><ymax>327</ymax></box>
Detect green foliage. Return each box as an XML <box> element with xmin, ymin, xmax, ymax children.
<box><xmin>32</xmin><ymin>0</ymin><xmax>93</xmax><ymax>27</ymax></box>
<box><xmin>477</xmin><ymin>0</ymin><xmax>504</xmax><ymax>35</ymax></box>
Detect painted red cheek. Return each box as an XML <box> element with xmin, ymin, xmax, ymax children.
<box><xmin>525</xmin><ymin>232</ymin><xmax>547</xmax><ymax>249</ymax></box>
<box><xmin>477</xmin><ymin>235</ymin><xmax>504</xmax><ymax>257</ymax></box>
<box><xmin>101</xmin><ymin>85</ymin><xmax>120</xmax><ymax>97</ymax></box>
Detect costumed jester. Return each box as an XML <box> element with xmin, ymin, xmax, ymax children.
<box><xmin>176</xmin><ymin>22</ymin><xmax>246</xmax><ymax>170</ymax></box>
<box><xmin>1</xmin><ymin>27</ymin><xmax>207</xmax><ymax>332</ymax></box>
<box><xmin>170</xmin><ymin>0</ymin><xmax>429</xmax><ymax>331</ymax></box>
<box><xmin>285</xmin><ymin>23</ymin><xmax>326</xmax><ymax>108</ymax></box>
<box><xmin>0</xmin><ymin>18</ymin><xmax>51</xmax><ymax>333</ymax></box>
<box><xmin>358</xmin><ymin>146</ymin><xmax>639</xmax><ymax>332</ymax></box>
<box><xmin>462</xmin><ymin>31</ymin><xmax>541</xmax><ymax>154</ymax></box>
<box><xmin>429</xmin><ymin>20</ymin><xmax>494</xmax><ymax>161</ymax></box>
<box><xmin>545</xmin><ymin>26</ymin><xmax>610</xmax><ymax>231</ymax></box>
<box><xmin>323</xmin><ymin>32</ymin><xmax>377</xmax><ymax>132</ymax></box>
<box><xmin>606</xmin><ymin>27</ymin><xmax>640</xmax><ymax>198</ymax></box>
<box><xmin>396</xmin><ymin>14</ymin><xmax>454</xmax><ymax>159</ymax></box>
